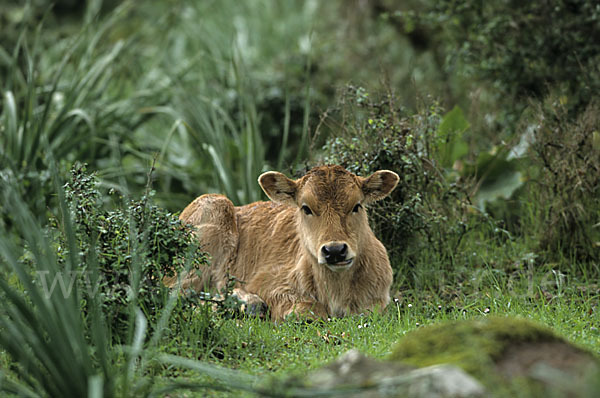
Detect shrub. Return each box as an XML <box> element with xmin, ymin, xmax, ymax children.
<box><xmin>321</xmin><ymin>87</ymin><xmax>479</xmax><ymax>266</ymax></box>
<box><xmin>58</xmin><ymin>163</ymin><xmax>208</xmax><ymax>337</ymax></box>
<box><xmin>391</xmin><ymin>0</ymin><xmax>600</xmax><ymax>113</ymax></box>
<box><xmin>525</xmin><ymin>99</ymin><xmax>600</xmax><ymax>261</ymax></box>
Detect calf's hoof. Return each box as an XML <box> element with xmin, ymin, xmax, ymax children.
<box><xmin>232</xmin><ymin>289</ymin><xmax>269</xmax><ymax>319</ymax></box>
<box><xmin>245</xmin><ymin>300</ymin><xmax>269</xmax><ymax>318</ymax></box>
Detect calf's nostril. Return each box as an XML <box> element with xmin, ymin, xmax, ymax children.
<box><xmin>340</xmin><ymin>243</ymin><xmax>348</xmax><ymax>256</ymax></box>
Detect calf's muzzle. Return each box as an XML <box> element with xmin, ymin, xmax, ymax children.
<box><xmin>321</xmin><ymin>242</ymin><xmax>349</xmax><ymax>265</ymax></box>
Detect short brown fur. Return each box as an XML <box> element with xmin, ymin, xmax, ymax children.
<box><xmin>169</xmin><ymin>165</ymin><xmax>399</xmax><ymax>321</ymax></box>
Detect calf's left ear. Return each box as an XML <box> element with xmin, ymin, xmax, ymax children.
<box><xmin>361</xmin><ymin>170</ymin><xmax>399</xmax><ymax>204</ymax></box>
<box><xmin>259</xmin><ymin>171</ymin><xmax>297</xmax><ymax>205</ymax></box>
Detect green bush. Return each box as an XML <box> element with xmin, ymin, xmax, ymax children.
<box><xmin>59</xmin><ymin>163</ymin><xmax>208</xmax><ymax>337</ymax></box>
<box><xmin>321</xmin><ymin>87</ymin><xmax>481</xmax><ymax>266</ymax></box>
<box><xmin>479</xmin><ymin>97</ymin><xmax>600</xmax><ymax>265</ymax></box>
<box><xmin>321</xmin><ymin>85</ymin><xmax>600</xmax><ymax>273</ymax></box>
<box><xmin>525</xmin><ymin>99</ymin><xmax>600</xmax><ymax>261</ymax></box>
<box><xmin>392</xmin><ymin>0</ymin><xmax>600</xmax><ymax>113</ymax></box>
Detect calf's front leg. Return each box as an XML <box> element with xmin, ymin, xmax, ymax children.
<box><xmin>270</xmin><ymin>300</ymin><xmax>328</xmax><ymax>321</ymax></box>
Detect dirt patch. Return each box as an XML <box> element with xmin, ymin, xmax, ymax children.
<box><xmin>496</xmin><ymin>340</ymin><xmax>597</xmax><ymax>379</ymax></box>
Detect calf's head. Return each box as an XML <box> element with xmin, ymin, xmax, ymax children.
<box><xmin>259</xmin><ymin>165</ymin><xmax>399</xmax><ymax>272</ymax></box>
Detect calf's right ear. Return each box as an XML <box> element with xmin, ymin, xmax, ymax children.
<box><xmin>258</xmin><ymin>172</ymin><xmax>297</xmax><ymax>205</ymax></box>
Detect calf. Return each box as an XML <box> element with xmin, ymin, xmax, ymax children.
<box><xmin>172</xmin><ymin>165</ymin><xmax>398</xmax><ymax>320</ymax></box>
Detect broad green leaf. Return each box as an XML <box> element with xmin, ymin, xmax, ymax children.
<box><xmin>438</xmin><ymin>106</ymin><xmax>470</xmax><ymax>137</ymax></box>
<box><xmin>437</xmin><ymin>106</ymin><xmax>470</xmax><ymax>168</ymax></box>
<box><xmin>475</xmin><ymin>170</ymin><xmax>523</xmax><ymax>210</ymax></box>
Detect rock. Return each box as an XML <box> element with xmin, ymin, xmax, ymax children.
<box><xmin>406</xmin><ymin>364</ymin><xmax>486</xmax><ymax>398</ymax></box>
<box><xmin>302</xmin><ymin>349</ymin><xmax>485</xmax><ymax>397</ymax></box>
<box><xmin>306</xmin><ymin>349</ymin><xmax>413</xmax><ymax>390</ymax></box>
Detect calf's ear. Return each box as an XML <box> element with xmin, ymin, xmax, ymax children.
<box><xmin>259</xmin><ymin>171</ymin><xmax>297</xmax><ymax>205</ymax></box>
<box><xmin>361</xmin><ymin>170</ymin><xmax>399</xmax><ymax>204</ymax></box>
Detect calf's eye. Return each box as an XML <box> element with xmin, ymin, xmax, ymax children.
<box><xmin>352</xmin><ymin>203</ymin><xmax>362</xmax><ymax>213</ymax></box>
<box><xmin>301</xmin><ymin>205</ymin><xmax>313</xmax><ymax>215</ymax></box>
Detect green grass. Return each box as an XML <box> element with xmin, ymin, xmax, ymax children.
<box><xmin>148</xmin><ymin>270</ymin><xmax>598</xmax><ymax>396</ymax></box>
<box><xmin>161</xmin><ymin>271</ymin><xmax>599</xmax><ymax>375</ymax></box>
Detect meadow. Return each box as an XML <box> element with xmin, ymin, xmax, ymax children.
<box><xmin>0</xmin><ymin>1</ymin><xmax>598</xmax><ymax>397</ymax></box>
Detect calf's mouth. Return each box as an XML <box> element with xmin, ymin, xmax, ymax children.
<box><xmin>324</xmin><ymin>257</ymin><xmax>354</xmax><ymax>272</ymax></box>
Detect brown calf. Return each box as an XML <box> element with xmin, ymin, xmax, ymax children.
<box><xmin>172</xmin><ymin>165</ymin><xmax>399</xmax><ymax>320</ymax></box>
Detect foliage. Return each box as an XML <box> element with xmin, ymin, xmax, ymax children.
<box><xmin>321</xmin><ymin>86</ymin><xmax>482</xmax><ymax>264</ymax></box>
<box><xmin>0</xmin><ymin>162</ymin><xmax>263</xmax><ymax>397</ymax></box>
<box><xmin>0</xmin><ymin>2</ymin><xmax>169</xmax><ymax>220</ymax></box>
<box><xmin>525</xmin><ymin>99</ymin><xmax>600</xmax><ymax>261</ymax></box>
<box><xmin>0</xmin><ymin>164</ymin><xmax>136</xmax><ymax>397</ymax></box>
<box><xmin>321</xmin><ymin>84</ymin><xmax>599</xmax><ymax>274</ymax></box>
<box><xmin>1</xmin><ymin>0</ymin><xmax>467</xmax><ymax>213</ymax></box>
<box><xmin>58</xmin><ymin>163</ymin><xmax>208</xmax><ymax>338</ymax></box>
<box><xmin>0</xmin><ymin>1</ymin><xmax>323</xmax><ymax>212</ymax></box>
<box><xmin>392</xmin><ymin>0</ymin><xmax>600</xmax><ymax>112</ymax></box>
<box><xmin>435</xmin><ymin>105</ymin><xmax>525</xmax><ymax>210</ymax></box>
<box><xmin>114</xmin><ymin>0</ymin><xmax>318</xmax><ymax>207</ymax></box>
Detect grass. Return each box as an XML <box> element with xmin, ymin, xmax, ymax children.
<box><xmin>165</xmin><ymin>266</ymin><xmax>599</xmax><ymax>374</ymax></box>
<box><xmin>150</xmin><ymin>268</ymin><xmax>598</xmax><ymax>396</ymax></box>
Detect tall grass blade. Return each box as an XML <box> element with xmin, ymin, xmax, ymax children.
<box><xmin>206</xmin><ymin>143</ymin><xmax>238</xmax><ymax>203</ymax></box>
<box><xmin>87</xmin><ymin>375</ymin><xmax>104</xmax><ymax>398</ymax></box>
<box><xmin>295</xmin><ymin>47</ymin><xmax>313</xmax><ymax>165</ymax></box>
<box><xmin>2</xmin><ymin>91</ymin><xmax>18</xmax><ymax>157</ymax></box>
<box><xmin>0</xmin><ymin>190</ymin><xmax>90</xmax><ymax>396</ymax></box>
<box><xmin>277</xmin><ymin>95</ymin><xmax>291</xmax><ymax>170</ymax></box>
<box><xmin>0</xmin><ymin>156</ymin><xmax>106</xmax><ymax>396</ymax></box>
<box><xmin>124</xmin><ymin>310</ymin><xmax>148</xmax><ymax>396</ymax></box>
<box><xmin>156</xmin><ymin>354</ymin><xmax>259</xmax><ymax>394</ymax></box>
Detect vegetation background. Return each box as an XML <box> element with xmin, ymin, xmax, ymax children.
<box><xmin>0</xmin><ymin>0</ymin><xmax>598</xmax><ymax>396</ymax></box>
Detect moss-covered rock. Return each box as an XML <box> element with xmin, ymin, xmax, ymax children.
<box><xmin>390</xmin><ymin>317</ymin><xmax>556</xmax><ymax>373</ymax></box>
<box><xmin>390</xmin><ymin>317</ymin><xmax>599</xmax><ymax>397</ymax></box>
